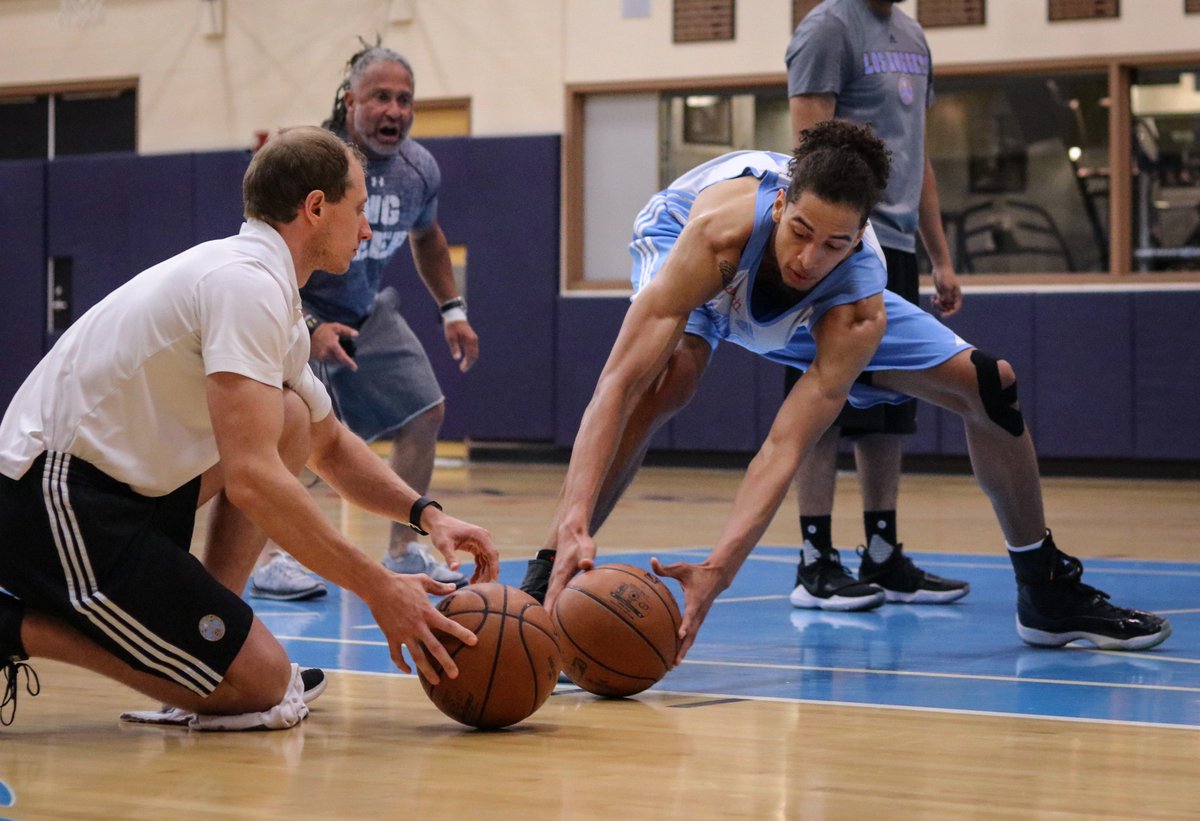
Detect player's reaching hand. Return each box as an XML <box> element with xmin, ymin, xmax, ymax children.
<box><xmin>363</xmin><ymin>571</ymin><xmax>477</xmax><ymax>684</ymax></box>
<box><xmin>443</xmin><ymin>318</ymin><xmax>479</xmax><ymax>372</ymax></box>
<box><xmin>543</xmin><ymin>525</ymin><xmax>596</xmax><ymax>615</ymax></box>
<box><xmin>425</xmin><ymin>510</ymin><xmax>498</xmax><ymax>585</ymax></box>
<box><xmin>650</xmin><ymin>556</ymin><xmax>727</xmax><ymax>667</ymax></box>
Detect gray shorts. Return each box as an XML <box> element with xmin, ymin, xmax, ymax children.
<box><xmin>314</xmin><ymin>288</ymin><xmax>444</xmax><ymax>442</ymax></box>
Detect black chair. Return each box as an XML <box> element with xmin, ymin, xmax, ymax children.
<box><xmin>954</xmin><ymin>198</ymin><xmax>1075</xmax><ymax>273</ymax></box>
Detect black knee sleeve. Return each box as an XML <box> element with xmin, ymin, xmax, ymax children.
<box><xmin>970</xmin><ymin>349</ymin><xmax>1025</xmax><ymax>437</ymax></box>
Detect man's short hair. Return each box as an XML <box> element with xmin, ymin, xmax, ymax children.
<box><xmin>243</xmin><ymin>126</ymin><xmax>365</xmax><ymax>225</ymax></box>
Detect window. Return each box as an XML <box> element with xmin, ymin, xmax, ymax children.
<box><xmin>0</xmin><ymin>82</ymin><xmax>136</xmax><ymax>159</ymax></box>
<box><xmin>927</xmin><ymin>71</ymin><xmax>1110</xmax><ymax>274</ymax></box>
<box><xmin>1129</xmin><ymin>66</ymin><xmax>1200</xmax><ymax>271</ymax></box>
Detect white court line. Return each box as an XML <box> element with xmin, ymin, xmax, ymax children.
<box><xmin>741</xmin><ymin>553</ymin><xmax>1200</xmax><ymax>575</ymax></box>
<box><xmin>276</xmin><ymin>634</ymin><xmax>386</xmax><ymax>647</ymax></box>
<box><xmin>679</xmin><ymin>658</ymin><xmax>1200</xmax><ymax>694</ymax></box>
<box><xmin>318</xmin><ymin>667</ymin><xmax>1200</xmax><ymax>732</ymax></box>
<box><xmin>276</xmin><ymin>633</ymin><xmax>1199</xmax><ymax>687</ymax></box>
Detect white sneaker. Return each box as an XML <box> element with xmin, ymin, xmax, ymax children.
<box><xmin>249</xmin><ymin>554</ymin><xmax>328</xmax><ymax>601</ymax></box>
<box><xmin>382</xmin><ymin>548</ymin><xmax>468</xmax><ymax>588</ymax></box>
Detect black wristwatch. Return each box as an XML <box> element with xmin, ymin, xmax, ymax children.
<box><xmin>303</xmin><ymin>312</ymin><xmax>320</xmax><ymax>335</ymax></box>
<box><xmin>407</xmin><ymin>496</ymin><xmax>443</xmax><ymax>535</ymax></box>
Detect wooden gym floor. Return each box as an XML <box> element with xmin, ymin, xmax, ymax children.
<box><xmin>1</xmin><ymin>459</ymin><xmax>1197</xmax><ymax>819</ymax></box>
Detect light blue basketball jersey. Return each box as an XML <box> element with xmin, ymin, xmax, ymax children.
<box><xmin>628</xmin><ymin>150</ymin><xmax>970</xmax><ymax>409</ymax></box>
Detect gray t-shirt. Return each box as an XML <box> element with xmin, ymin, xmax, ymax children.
<box><xmin>785</xmin><ymin>0</ymin><xmax>932</xmax><ymax>252</ymax></box>
<box><xmin>302</xmin><ymin>136</ymin><xmax>441</xmax><ymax>325</ymax></box>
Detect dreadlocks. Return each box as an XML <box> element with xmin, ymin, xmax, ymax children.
<box><xmin>322</xmin><ymin>36</ymin><xmax>416</xmax><ymax>134</ymax></box>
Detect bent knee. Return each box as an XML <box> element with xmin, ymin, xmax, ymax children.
<box><xmin>969</xmin><ymin>349</ymin><xmax>1025</xmax><ymax>437</ymax></box>
<box><xmin>203</xmin><ymin>621</ymin><xmax>292</xmax><ymax>714</ymax></box>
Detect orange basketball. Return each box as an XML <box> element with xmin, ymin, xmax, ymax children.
<box><xmin>418</xmin><ymin>583</ymin><xmax>562</xmax><ymax>729</ymax></box>
<box><xmin>552</xmin><ymin>563</ymin><xmax>682</xmax><ymax>697</ymax></box>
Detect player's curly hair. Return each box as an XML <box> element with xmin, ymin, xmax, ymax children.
<box><xmin>786</xmin><ymin>120</ymin><xmax>891</xmax><ymax>226</ymax></box>
<box><xmin>322</xmin><ymin>36</ymin><xmax>415</xmax><ymax>133</ymax></box>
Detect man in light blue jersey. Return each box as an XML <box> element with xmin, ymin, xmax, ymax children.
<box><xmin>783</xmin><ymin>0</ymin><xmax>968</xmax><ymax>611</ymax></box>
<box><xmin>522</xmin><ymin>121</ymin><xmax>1169</xmax><ymax>660</ymax></box>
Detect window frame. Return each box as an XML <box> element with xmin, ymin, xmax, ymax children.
<box><xmin>562</xmin><ymin>52</ymin><xmax>1200</xmax><ymax>292</ymax></box>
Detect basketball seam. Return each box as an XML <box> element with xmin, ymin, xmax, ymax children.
<box><xmin>477</xmin><ymin>587</ymin><xmax>507</xmax><ymax>725</ymax></box>
<box><xmin>555</xmin><ymin>618</ymin><xmax>657</xmax><ymax>685</ymax></box>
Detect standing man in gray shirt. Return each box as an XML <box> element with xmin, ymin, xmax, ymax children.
<box><xmin>784</xmin><ymin>0</ymin><xmax>967</xmax><ymax>611</ymax></box>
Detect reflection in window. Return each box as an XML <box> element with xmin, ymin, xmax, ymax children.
<box><xmin>659</xmin><ymin>77</ymin><xmax>1112</xmax><ymax>275</ymax></box>
<box><xmin>659</xmin><ymin>89</ymin><xmax>789</xmax><ymax>187</ymax></box>
<box><xmin>926</xmin><ymin>73</ymin><xmax>1109</xmax><ymax>274</ymax></box>
<box><xmin>1131</xmin><ymin>67</ymin><xmax>1200</xmax><ymax>272</ymax></box>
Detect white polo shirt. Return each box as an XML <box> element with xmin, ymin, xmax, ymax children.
<box><xmin>0</xmin><ymin>220</ymin><xmax>332</xmax><ymax>496</ymax></box>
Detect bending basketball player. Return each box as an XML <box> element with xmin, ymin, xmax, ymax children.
<box><xmin>0</xmin><ymin>127</ymin><xmax>497</xmax><ymax>730</ymax></box>
<box><xmin>522</xmin><ymin>121</ymin><xmax>1170</xmax><ymax>660</ymax></box>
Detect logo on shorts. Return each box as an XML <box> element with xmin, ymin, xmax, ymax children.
<box><xmin>198</xmin><ymin>615</ymin><xmax>226</xmax><ymax>642</ymax></box>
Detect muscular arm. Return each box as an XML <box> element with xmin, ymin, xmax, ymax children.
<box><xmin>654</xmin><ymin>296</ymin><xmax>887</xmax><ymax>660</ymax></box>
<box><xmin>207</xmin><ymin>372</ymin><xmax>492</xmax><ymax>678</ymax></box>
<box><xmin>409</xmin><ymin>220</ymin><xmax>479</xmax><ymax>370</ymax></box>
<box><xmin>545</xmin><ymin>183</ymin><xmax>755</xmax><ymax>608</ymax></box>
<box><xmin>207</xmin><ymin>372</ymin><xmax>387</xmax><ymax>591</ymax></box>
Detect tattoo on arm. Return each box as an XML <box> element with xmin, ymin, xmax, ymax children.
<box><xmin>719</xmin><ymin>260</ymin><xmax>737</xmax><ymax>289</ymax></box>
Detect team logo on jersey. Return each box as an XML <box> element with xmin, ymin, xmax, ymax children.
<box><xmin>199</xmin><ymin>615</ymin><xmax>226</xmax><ymax>642</ymax></box>
<box><xmin>897</xmin><ymin>75</ymin><xmax>915</xmax><ymax>106</ymax></box>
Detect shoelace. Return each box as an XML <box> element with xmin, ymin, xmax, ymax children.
<box><xmin>1</xmin><ymin>659</ymin><xmax>40</xmax><ymax>727</ymax></box>
<box><xmin>1052</xmin><ymin>554</ymin><xmax>1124</xmax><ymax>613</ymax></box>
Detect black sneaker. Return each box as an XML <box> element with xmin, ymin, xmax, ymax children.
<box><xmin>858</xmin><ymin>536</ymin><xmax>970</xmax><ymax>604</ymax></box>
<box><xmin>519</xmin><ymin>550</ymin><xmax>555</xmax><ymax>605</ymax></box>
<box><xmin>789</xmin><ymin>542</ymin><xmax>885</xmax><ymax>612</ymax></box>
<box><xmin>300</xmin><ymin>668</ymin><xmax>328</xmax><ymax>704</ymax></box>
<box><xmin>1016</xmin><ymin>550</ymin><xmax>1171</xmax><ymax>651</ymax></box>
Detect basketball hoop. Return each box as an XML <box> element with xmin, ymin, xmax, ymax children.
<box><xmin>59</xmin><ymin>0</ymin><xmax>105</xmax><ymax>29</ymax></box>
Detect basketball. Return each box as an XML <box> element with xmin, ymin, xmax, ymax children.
<box><xmin>552</xmin><ymin>563</ymin><xmax>682</xmax><ymax>697</ymax></box>
<box><xmin>418</xmin><ymin>583</ymin><xmax>562</xmax><ymax>729</ymax></box>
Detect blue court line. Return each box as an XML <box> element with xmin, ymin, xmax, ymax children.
<box><xmin>252</xmin><ymin>548</ymin><xmax>1200</xmax><ymax>729</ymax></box>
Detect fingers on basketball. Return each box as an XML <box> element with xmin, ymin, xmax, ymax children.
<box><xmin>418</xmin><ymin>583</ymin><xmax>562</xmax><ymax>729</ymax></box>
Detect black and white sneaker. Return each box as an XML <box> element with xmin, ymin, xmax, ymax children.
<box><xmin>789</xmin><ymin>542</ymin><xmax>885</xmax><ymax>612</ymax></box>
<box><xmin>300</xmin><ymin>667</ymin><xmax>328</xmax><ymax>704</ymax></box>
<box><xmin>519</xmin><ymin>550</ymin><xmax>555</xmax><ymax>605</ymax></box>
<box><xmin>1016</xmin><ymin>550</ymin><xmax>1171</xmax><ymax>651</ymax></box>
<box><xmin>858</xmin><ymin>536</ymin><xmax>970</xmax><ymax>604</ymax></box>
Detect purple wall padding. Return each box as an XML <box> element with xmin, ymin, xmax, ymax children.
<box><xmin>0</xmin><ymin>161</ymin><xmax>47</xmax><ymax>409</ymax></box>
<box><xmin>1033</xmin><ymin>293</ymin><xmax>1134</xmax><ymax>458</ymax></box>
<box><xmin>553</xmin><ymin>297</ymin><xmax>631</xmax><ymax>448</ymax></box>
<box><xmin>193</xmin><ymin>151</ymin><xmax>251</xmax><ymax>243</ymax></box>
<box><xmin>672</xmin><ymin>342</ymin><xmax>762</xmax><ymax>452</ymax></box>
<box><xmin>46</xmin><ymin>153</ymin><xmax>196</xmax><ymax>323</ymax></box>
<box><xmin>1133</xmin><ymin>291</ymin><xmax>1200</xmax><ymax>459</ymax></box>
<box><xmin>938</xmin><ymin>293</ymin><xmax>1037</xmax><ymax>456</ymax></box>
